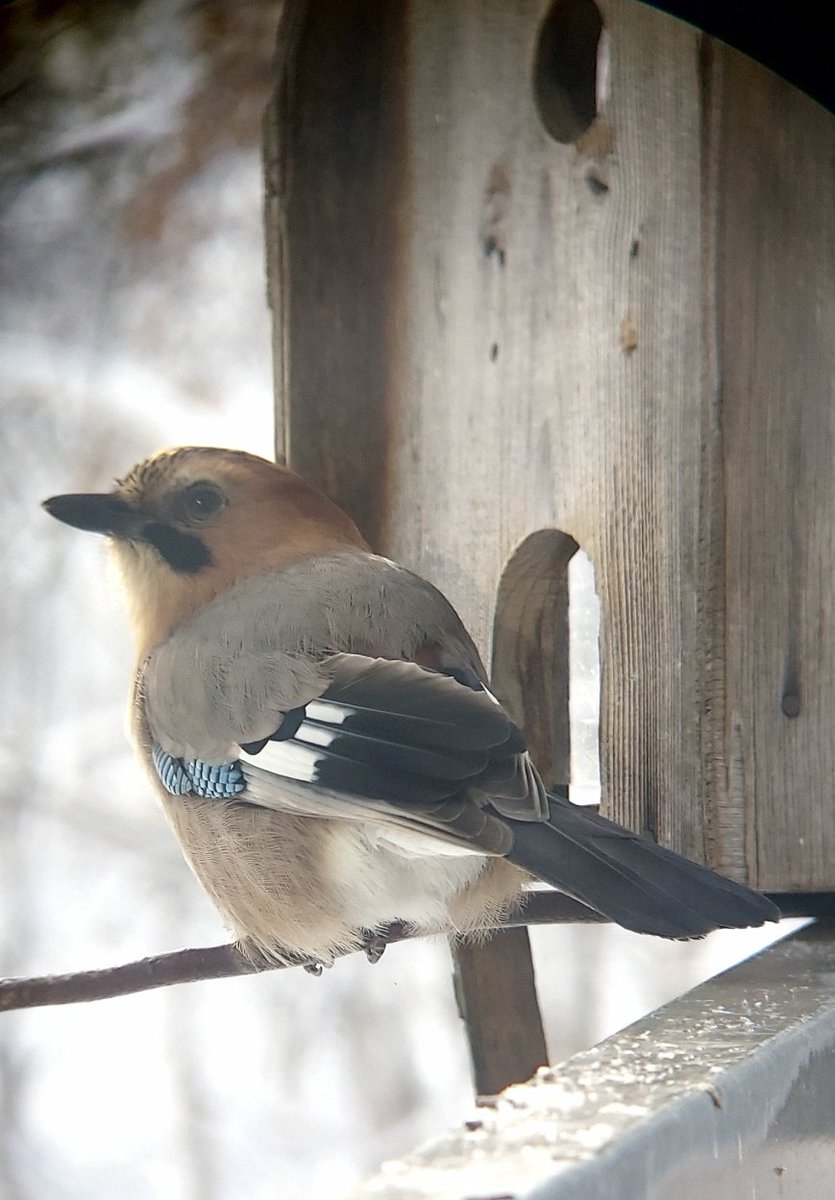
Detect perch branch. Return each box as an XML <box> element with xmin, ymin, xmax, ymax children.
<box><xmin>2</xmin><ymin>892</ymin><xmax>820</xmax><ymax>1013</ymax></box>
<box><xmin>0</xmin><ymin>892</ymin><xmax>601</xmax><ymax>1012</ymax></box>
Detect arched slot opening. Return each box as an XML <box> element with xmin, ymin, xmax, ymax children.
<box><xmin>492</xmin><ymin>529</ymin><xmax>600</xmax><ymax>801</ymax></box>
<box><xmin>568</xmin><ymin>546</ymin><xmax>601</xmax><ymax>804</ymax></box>
<box><xmin>533</xmin><ymin>0</ymin><xmax>605</xmax><ymax>144</ymax></box>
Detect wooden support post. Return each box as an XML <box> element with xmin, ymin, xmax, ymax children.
<box><xmin>450</xmin><ymin>530</ymin><xmax>578</xmax><ymax>1094</ymax></box>
<box><xmin>452</xmin><ymin>928</ymin><xmax>548</xmax><ymax>1098</ymax></box>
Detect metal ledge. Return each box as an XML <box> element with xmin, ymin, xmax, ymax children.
<box><xmin>353</xmin><ymin>922</ymin><xmax>835</xmax><ymax>1199</ymax></box>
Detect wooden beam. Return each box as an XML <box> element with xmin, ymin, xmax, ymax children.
<box><xmin>449</xmin><ymin>529</ymin><xmax>579</xmax><ymax>1095</ymax></box>
<box><xmin>452</xmin><ymin>928</ymin><xmax>548</xmax><ymax>1098</ymax></box>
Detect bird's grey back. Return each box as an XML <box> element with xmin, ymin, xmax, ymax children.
<box><xmin>140</xmin><ymin>550</ymin><xmax>483</xmax><ymax>759</ymax></box>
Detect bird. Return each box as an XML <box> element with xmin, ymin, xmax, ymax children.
<box><xmin>43</xmin><ymin>446</ymin><xmax>779</xmax><ymax>965</ymax></box>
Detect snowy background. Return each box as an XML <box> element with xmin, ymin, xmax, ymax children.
<box><xmin>0</xmin><ymin>4</ymin><xmax>790</xmax><ymax>1197</ymax></box>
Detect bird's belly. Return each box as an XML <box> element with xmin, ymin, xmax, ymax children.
<box><xmin>320</xmin><ymin>821</ymin><xmax>489</xmax><ymax>931</ymax></box>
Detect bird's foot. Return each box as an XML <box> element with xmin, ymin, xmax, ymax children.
<box><xmin>303</xmin><ymin>958</ymin><xmax>331</xmax><ymax>976</ymax></box>
<box><xmin>361</xmin><ymin>929</ymin><xmax>388</xmax><ymax>964</ymax></box>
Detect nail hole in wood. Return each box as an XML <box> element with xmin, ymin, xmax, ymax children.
<box><xmin>533</xmin><ymin>0</ymin><xmax>604</xmax><ymax>144</ymax></box>
<box><xmin>781</xmin><ymin>692</ymin><xmax>801</xmax><ymax>718</ymax></box>
<box><xmin>585</xmin><ymin>171</ymin><xmax>609</xmax><ymax>196</ymax></box>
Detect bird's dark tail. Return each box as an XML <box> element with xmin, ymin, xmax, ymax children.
<box><xmin>507</xmin><ymin>795</ymin><xmax>780</xmax><ymax>938</ymax></box>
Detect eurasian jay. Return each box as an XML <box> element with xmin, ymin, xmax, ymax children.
<box><xmin>43</xmin><ymin>447</ymin><xmax>778</xmax><ymax>963</ymax></box>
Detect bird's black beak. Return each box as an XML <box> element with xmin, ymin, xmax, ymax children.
<box><xmin>42</xmin><ymin>493</ymin><xmax>143</xmax><ymax>539</ymax></box>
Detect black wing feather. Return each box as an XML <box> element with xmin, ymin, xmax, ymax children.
<box><xmin>239</xmin><ymin>653</ymin><xmax>779</xmax><ymax>937</ymax></box>
<box><xmin>295</xmin><ymin>715</ymin><xmax>490</xmax><ymax>780</ymax></box>
<box><xmin>242</xmin><ymin>655</ymin><xmax>536</xmax><ymax>819</ymax></box>
<box><xmin>508</xmin><ymin>798</ymin><xmax>779</xmax><ymax>936</ymax></box>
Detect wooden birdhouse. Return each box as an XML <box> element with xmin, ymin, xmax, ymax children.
<box><xmin>265</xmin><ymin>0</ymin><xmax>834</xmax><ymax>897</ymax></box>
<box><xmin>262</xmin><ymin>15</ymin><xmax>835</xmax><ymax>1188</ymax></box>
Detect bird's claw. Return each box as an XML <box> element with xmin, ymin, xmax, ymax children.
<box><xmin>303</xmin><ymin>959</ymin><xmax>332</xmax><ymax>976</ymax></box>
<box><xmin>362</xmin><ymin>930</ymin><xmax>388</xmax><ymax>964</ymax></box>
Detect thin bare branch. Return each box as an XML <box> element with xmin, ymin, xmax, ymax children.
<box><xmin>4</xmin><ymin>890</ymin><xmax>816</xmax><ymax>1013</ymax></box>
<box><xmin>0</xmin><ymin>893</ymin><xmax>603</xmax><ymax>1012</ymax></box>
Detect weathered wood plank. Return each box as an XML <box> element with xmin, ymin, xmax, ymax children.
<box><xmin>492</xmin><ymin>529</ymin><xmax>578</xmax><ymax>790</ymax></box>
<box><xmin>448</xmin><ymin>528</ymin><xmax>580</xmax><ymax>1098</ymax></box>
<box><xmin>265</xmin><ymin>0</ymin><xmax>835</xmax><ymax>888</ymax></box>
<box><xmin>451</xmin><ymin>929</ymin><xmax>548</xmax><ymax>1098</ymax></box>
<box><xmin>264</xmin><ymin>0</ymin><xmax>408</xmax><ymax>546</ymax></box>
<box><xmin>383</xmin><ymin>0</ymin><xmax>710</xmax><ymax>863</ymax></box>
<box><xmin>711</xmin><ymin>48</ymin><xmax>835</xmax><ymax>887</ymax></box>
<box><xmin>268</xmin><ymin>0</ymin><xmax>553</xmax><ymax>1099</ymax></box>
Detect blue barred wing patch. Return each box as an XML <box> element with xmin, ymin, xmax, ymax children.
<box><xmin>152</xmin><ymin>745</ymin><xmax>245</xmax><ymax>799</ymax></box>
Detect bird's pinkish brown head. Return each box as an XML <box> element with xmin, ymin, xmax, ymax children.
<box><xmin>44</xmin><ymin>446</ymin><xmax>368</xmax><ymax>655</ymax></box>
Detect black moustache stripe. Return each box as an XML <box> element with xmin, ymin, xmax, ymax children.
<box><xmin>142</xmin><ymin>522</ymin><xmax>213</xmax><ymax>573</ymax></box>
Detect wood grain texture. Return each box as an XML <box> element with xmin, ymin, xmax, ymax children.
<box><xmin>383</xmin><ymin>0</ymin><xmax>709</xmax><ymax>862</ymax></box>
<box><xmin>266</xmin><ymin>0</ymin><xmax>835</xmax><ymax>890</ymax></box>
<box><xmin>263</xmin><ymin>0</ymin><xmax>309</xmax><ymax>467</ymax></box>
<box><xmin>448</xmin><ymin>528</ymin><xmax>581</xmax><ymax>1098</ymax></box>
<box><xmin>264</xmin><ymin>0</ymin><xmax>408</xmax><ymax>546</ymax></box>
<box><xmin>711</xmin><ymin>47</ymin><xmax>835</xmax><ymax>888</ymax></box>
<box><xmin>492</xmin><ymin>529</ymin><xmax>578</xmax><ymax>790</ymax></box>
<box><xmin>452</xmin><ymin>929</ymin><xmax>548</xmax><ymax>1098</ymax></box>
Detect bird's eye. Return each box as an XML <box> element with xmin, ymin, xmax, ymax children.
<box><xmin>181</xmin><ymin>483</ymin><xmax>226</xmax><ymax>522</ymax></box>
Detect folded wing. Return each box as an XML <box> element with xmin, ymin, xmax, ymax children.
<box><xmin>238</xmin><ymin>654</ymin><xmax>780</xmax><ymax>937</ymax></box>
